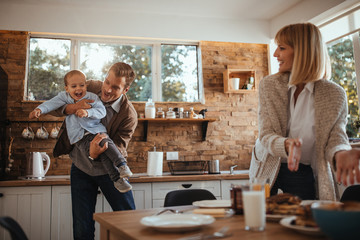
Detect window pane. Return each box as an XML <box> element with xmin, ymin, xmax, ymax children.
<box><xmin>327</xmin><ymin>35</ymin><xmax>359</xmax><ymax>137</ymax></box>
<box><xmin>27</xmin><ymin>38</ymin><xmax>70</xmax><ymax>100</ymax></box>
<box><xmin>161</xmin><ymin>45</ymin><xmax>199</xmax><ymax>102</ymax></box>
<box><xmin>79</xmin><ymin>42</ymin><xmax>152</xmax><ymax>101</ymax></box>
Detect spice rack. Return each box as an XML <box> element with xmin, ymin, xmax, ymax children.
<box><xmin>223</xmin><ymin>68</ymin><xmax>256</xmax><ymax>93</ymax></box>
<box><xmin>138</xmin><ymin>118</ymin><xmax>216</xmax><ymax>141</ymax></box>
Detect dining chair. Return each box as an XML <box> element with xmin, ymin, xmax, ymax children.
<box><xmin>0</xmin><ymin>216</ymin><xmax>28</xmax><ymax>240</ymax></box>
<box><xmin>340</xmin><ymin>185</ymin><xmax>360</xmax><ymax>202</ymax></box>
<box><xmin>164</xmin><ymin>189</ymin><xmax>216</xmax><ymax>207</ymax></box>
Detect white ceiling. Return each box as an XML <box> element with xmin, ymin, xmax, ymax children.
<box><xmin>5</xmin><ymin>0</ymin><xmax>305</xmax><ymax>20</ymax></box>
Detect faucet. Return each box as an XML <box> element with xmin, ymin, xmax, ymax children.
<box><xmin>230</xmin><ymin>165</ymin><xmax>238</xmax><ymax>175</ymax></box>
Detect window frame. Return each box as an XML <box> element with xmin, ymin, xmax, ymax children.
<box><xmin>26</xmin><ymin>32</ymin><xmax>204</xmax><ymax>103</ymax></box>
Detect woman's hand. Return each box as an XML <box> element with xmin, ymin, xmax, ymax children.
<box><xmin>285</xmin><ymin>138</ymin><xmax>302</xmax><ymax>171</ymax></box>
<box><xmin>335</xmin><ymin>149</ymin><xmax>360</xmax><ymax>186</ymax></box>
<box><xmin>89</xmin><ymin>133</ymin><xmax>108</xmax><ymax>159</ymax></box>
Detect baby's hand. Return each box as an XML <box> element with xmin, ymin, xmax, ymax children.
<box><xmin>75</xmin><ymin>109</ymin><xmax>88</xmax><ymax>118</ymax></box>
<box><xmin>29</xmin><ymin>108</ymin><xmax>41</xmax><ymax>119</ymax></box>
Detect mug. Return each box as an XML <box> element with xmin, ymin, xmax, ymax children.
<box><xmin>50</xmin><ymin>126</ymin><xmax>60</xmax><ymax>139</ymax></box>
<box><xmin>22</xmin><ymin>126</ymin><xmax>35</xmax><ymax>140</ymax></box>
<box><xmin>36</xmin><ymin>126</ymin><xmax>49</xmax><ymax>139</ymax></box>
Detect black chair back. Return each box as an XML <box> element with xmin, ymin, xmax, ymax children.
<box><xmin>0</xmin><ymin>216</ymin><xmax>28</xmax><ymax>240</ymax></box>
<box><xmin>340</xmin><ymin>185</ymin><xmax>360</xmax><ymax>202</ymax></box>
<box><xmin>164</xmin><ymin>189</ymin><xmax>216</xmax><ymax>207</ymax></box>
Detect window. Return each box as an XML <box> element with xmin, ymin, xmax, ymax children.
<box><xmin>327</xmin><ymin>34</ymin><xmax>359</xmax><ymax>137</ymax></box>
<box><xmin>26</xmin><ymin>35</ymin><xmax>202</xmax><ymax>103</ymax></box>
<box><xmin>320</xmin><ymin>6</ymin><xmax>360</xmax><ymax>138</ymax></box>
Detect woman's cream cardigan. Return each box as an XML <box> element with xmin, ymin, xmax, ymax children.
<box><xmin>249</xmin><ymin>72</ymin><xmax>351</xmax><ymax>200</ymax></box>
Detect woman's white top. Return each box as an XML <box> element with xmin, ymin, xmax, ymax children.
<box><xmin>282</xmin><ymin>82</ymin><xmax>316</xmax><ymax>172</ymax></box>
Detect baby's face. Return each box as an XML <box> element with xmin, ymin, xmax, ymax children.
<box><xmin>65</xmin><ymin>74</ymin><xmax>87</xmax><ymax>101</ymax></box>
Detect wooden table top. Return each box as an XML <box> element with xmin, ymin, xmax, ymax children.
<box><xmin>93</xmin><ymin>206</ymin><xmax>326</xmax><ymax>240</ymax></box>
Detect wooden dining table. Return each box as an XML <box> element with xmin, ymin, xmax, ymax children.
<box><xmin>93</xmin><ymin>205</ymin><xmax>327</xmax><ymax>240</ymax></box>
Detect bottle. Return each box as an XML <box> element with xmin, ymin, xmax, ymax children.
<box><xmin>190</xmin><ymin>107</ymin><xmax>195</xmax><ymax>119</ymax></box>
<box><xmin>156</xmin><ymin>107</ymin><xmax>165</xmax><ymax>118</ymax></box>
<box><xmin>179</xmin><ymin>107</ymin><xmax>184</xmax><ymax>119</ymax></box>
<box><xmin>145</xmin><ymin>99</ymin><xmax>155</xmax><ymax>118</ymax></box>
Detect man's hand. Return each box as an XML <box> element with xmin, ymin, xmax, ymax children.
<box><xmin>29</xmin><ymin>108</ymin><xmax>41</xmax><ymax>119</ymax></box>
<box><xmin>75</xmin><ymin>109</ymin><xmax>88</xmax><ymax>118</ymax></box>
<box><xmin>286</xmin><ymin>138</ymin><xmax>302</xmax><ymax>171</ymax></box>
<box><xmin>335</xmin><ymin>149</ymin><xmax>360</xmax><ymax>186</ymax></box>
<box><xmin>89</xmin><ymin>133</ymin><xmax>108</xmax><ymax>159</ymax></box>
<box><xmin>65</xmin><ymin>99</ymin><xmax>94</xmax><ymax>115</ymax></box>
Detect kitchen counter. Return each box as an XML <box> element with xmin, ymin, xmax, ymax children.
<box><xmin>0</xmin><ymin>171</ymin><xmax>249</xmax><ymax>187</ymax></box>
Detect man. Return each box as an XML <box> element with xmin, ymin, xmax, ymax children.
<box><xmin>53</xmin><ymin>62</ymin><xmax>137</xmax><ymax>240</ymax></box>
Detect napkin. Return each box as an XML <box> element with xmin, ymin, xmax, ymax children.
<box><xmin>192</xmin><ymin>208</ymin><xmax>227</xmax><ymax>218</ymax></box>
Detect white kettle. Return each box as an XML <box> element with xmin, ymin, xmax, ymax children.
<box><xmin>26</xmin><ymin>152</ymin><xmax>51</xmax><ymax>179</ymax></box>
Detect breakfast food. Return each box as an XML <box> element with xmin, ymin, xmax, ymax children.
<box><xmin>293</xmin><ymin>204</ymin><xmax>318</xmax><ymax>227</ymax></box>
<box><xmin>266</xmin><ymin>193</ymin><xmax>302</xmax><ymax>215</ymax></box>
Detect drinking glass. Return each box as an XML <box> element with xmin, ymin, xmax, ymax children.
<box><xmin>242</xmin><ymin>182</ymin><xmax>266</xmax><ymax>231</ymax></box>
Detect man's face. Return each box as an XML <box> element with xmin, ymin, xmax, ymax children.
<box><xmin>101</xmin><ymin>70</ymin><xmax>129</xmax><ymax>103</ymax></box>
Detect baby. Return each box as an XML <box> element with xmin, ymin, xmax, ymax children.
<box><xmin>29</xmin><ymin>70</ymin><xmax>133</xmax><ymax>192</ymax></box>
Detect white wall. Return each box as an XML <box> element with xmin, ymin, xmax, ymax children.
<box><xmin>0</xmin><ymin>0</ymin><xmax>351</xmax><ymax>44</ymax></box>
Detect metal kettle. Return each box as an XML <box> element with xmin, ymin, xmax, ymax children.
<box><xmin>208</xmin><ymin>159</ymin><xmax>220</xmax><ymax>174</ymax></box>
<box><xmin>25</xmin><ymin>152</ymin><xmax>50</xmax><ymax>179</ymax></box>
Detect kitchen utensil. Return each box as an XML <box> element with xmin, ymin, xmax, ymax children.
<box><xmin>178</xmin><ymin>226</ymin><xmax>231</xmax><ymax>240</ymax></box>
<box><xmin>22</xmin><ymin>126</ymin><xmax>34</xmax><ymax>140</ymax></box>
<box><xmin>36</xmin><ymin>126</ymin><xmax>49</xmax><ymax>139</ymax></box>
<box><xmin>25</xmin><ymin>152</ymin><xmax>50</xmax><ymax>179</ymax></box>
<box><xmin>208</xmin><ymin>160</ymin><xmax>220</xmax><ymax>174</ymax></box>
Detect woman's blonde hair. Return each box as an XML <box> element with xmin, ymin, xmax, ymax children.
<box><xmin>275</xmin><ymin>22</ymin><xmax>331</xmax><ymax>85</ymax></box>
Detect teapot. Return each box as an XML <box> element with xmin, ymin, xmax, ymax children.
<box><xmin>26</xmin><ymin>152</ymin><xmax>50</xmax><ymax>179</ymax></box>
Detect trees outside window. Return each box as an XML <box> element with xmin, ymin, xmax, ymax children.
<box><xmin>26</xmin><ymin>36</ymin><xmax>201</xmax><ymax>102</ymax></box>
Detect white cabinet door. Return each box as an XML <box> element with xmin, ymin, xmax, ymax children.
<box><xmin>220</xmin><ymin>179</ymin><xmax>249</xmax><ymax>200</ymax></box>
<box><xmin>132</xmin><ymin>183</ymin><xmax>152</xmax><ymax>210</ymax></box>
<box><xmin>0</xmin><ymin>186</ymin><xmax>51</xmax><ymax>240</ymax></box>
<box><xmin>51</xmin><ymin>186</ymin><xmax>102</xmax><ymax>240</ymax></box>
<box><xmin>152</xmin><ymin>181</ymin><xmax>221</xmax><ymax>208</ymax></box>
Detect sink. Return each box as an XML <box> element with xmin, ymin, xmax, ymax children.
<box><xmin>221</xmin><ymin>170</ymin><xmax>249</xmax><ymax>175</ymax></box>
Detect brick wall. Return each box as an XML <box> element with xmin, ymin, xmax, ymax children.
<box><xmin>0</xmin><ymin>31</ymin><xmax>268</xmax><ymax>179</ymax></box>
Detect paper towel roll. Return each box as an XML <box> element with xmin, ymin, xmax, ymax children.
<box><xmin>147</xmin><ymin>152</ymin><xmax>163</xmax><ymax>176</ymax></box>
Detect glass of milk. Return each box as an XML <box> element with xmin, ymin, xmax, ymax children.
<box><xmin>242</xmin><ymin>182</ymin><xmax>266</xmax><ymax>231</ymax></box>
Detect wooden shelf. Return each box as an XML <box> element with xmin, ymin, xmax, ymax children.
<box><xmin>223</xmin><ymin>68</ymin><xmax>256</xmax><ymax>93</ymax></box>
<box><xmin>138</xmin><ymin>118</ymin><xmax>216</xmax><ymax>141</ymax></box>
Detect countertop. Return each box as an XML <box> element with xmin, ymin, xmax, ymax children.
<box><xmin>0</xmin><ymin>170</ymin><xmax>249</xmax><ymax>187</ymax></box>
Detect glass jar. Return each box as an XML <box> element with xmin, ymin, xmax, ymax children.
<box><xmin>166</xmin><ymin>107</ymin><xmax>176</xmax><ymax>119</ymax></box>
<box><xmin>156</xmin><ymin>107</ymin><xmax>165</xmax><ymax>118</ymax></box>
<box><xmin>145</xmin><ymin>98</ymin><xmax>155</xmax><ymax>118</ymax></box>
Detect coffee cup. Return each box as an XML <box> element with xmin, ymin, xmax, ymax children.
<box><xmin>36</xmin><ymin>126</ymin><xmax>49</xmax><ymax>139</ymax></box>
<box><xmin>22</xmin><ymin>126</ymin><xmax>35</xmax><ymax>140</ymax></box>
<box><xmin>50</xmin><ymin>126</ymin><xmax>60</xmax><ymax>139</ymax></box>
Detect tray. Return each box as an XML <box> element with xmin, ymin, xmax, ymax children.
<box><xmin>167</xmin><ymin>161</ymin><xmax>208</xmax><ymax>175</ymax></box>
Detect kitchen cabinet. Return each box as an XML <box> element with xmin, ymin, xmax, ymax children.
<box><xmin>138</xmin><ymin>118</ymin><xmax>216</xmax><ymax>141</ymax></box>
<box><xmin>0</xmin><ymin>186</ymin><xmax>51</xmax><ymax>240</ymax></box>
<box><xmin>223</xmin><ymin>68</ymin><xmax>256</xmax><ymax>93</ymax></box>
<box><xmin>152</xmin><ymin>180</ymin><xmax>221</xmax><ymax>208</ymax></box>
<box><xmin>51</xmin><ymin>183</ymin><xmax>151</xmax><ymax>240</ymax></box>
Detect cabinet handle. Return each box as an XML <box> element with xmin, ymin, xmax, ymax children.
<box><xmin>182</xmin><ymin>184</ymin><xmax>192</xmax><ymax>189</ymax></box>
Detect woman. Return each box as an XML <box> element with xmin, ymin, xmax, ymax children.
<box><xmin>250</xmin><ymin>22</ymin><xmax>360</xmax><ymax>200</ymax></box>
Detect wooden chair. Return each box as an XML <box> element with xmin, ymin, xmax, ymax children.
<box><xmin>164</xmin><ymin>189</ymin><xmax>216</xmax><ymax>207</ymax></box>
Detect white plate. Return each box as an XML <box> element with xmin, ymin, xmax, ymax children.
<box><xmin>192</xmin><ymin>200</ymin><xmax>231</xmax><ymax>208</ymax></box>
<box><xmin>140</xmin><ymin>214</ymin><xmax>215</xmax><ymax>232</ymax></box>
<box><xmin>266</xmin><ymin>214</ymin><xmax>291</xmax><ymax>222</ymax></box>
<box><xmin>280</xmin><ymin>216</ymin><xmax>324</xmax><ymax>236</ymax></box>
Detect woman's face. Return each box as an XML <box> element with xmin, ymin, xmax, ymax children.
<box><xmin>273</xmin><ymin>43</ymin><xmax>294</xmax><ymax>73</ymax></box>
